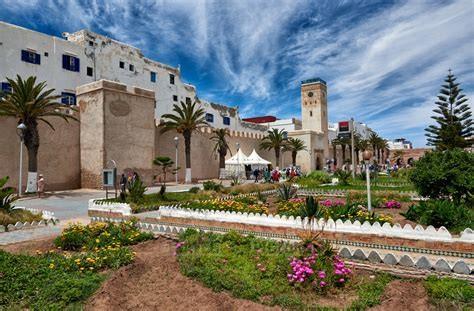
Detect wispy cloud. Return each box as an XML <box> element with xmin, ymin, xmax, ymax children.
<box><xmin>0</xmin><ymin>0</ymin><xmax>473</xmax><ymax>146</ymax></box>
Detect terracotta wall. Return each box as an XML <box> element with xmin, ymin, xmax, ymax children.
<box><xmin>0</xmin><ymin>114</ymin><xmax>81</xmax><ymax>191</ymax></box>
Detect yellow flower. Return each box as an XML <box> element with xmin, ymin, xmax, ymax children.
<box><xmin>95</xmin><ymin>239</ymin><xmax>100</xmax><ymax>243</ymax></box>
<box><xmin>49</xmin><ymin>263</ymin><xmax>55</xmax><ymax>269</ymax></box>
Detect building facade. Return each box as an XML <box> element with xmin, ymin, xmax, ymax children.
<box><xmin>0</xmin><ymin>21</ymin><xmax>264</xmax><ymax>133</ymax></box>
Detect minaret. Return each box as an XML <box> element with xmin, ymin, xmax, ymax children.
<box><xmin>301</xmin><ymin>78</ymin><xmax>328</xmax><ymax>133</ymax></box>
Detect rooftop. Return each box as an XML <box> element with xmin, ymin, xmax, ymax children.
<box><xmin>301</xmin><ymin>77</ymin><xmax>327</xmax><ymax>85</ymax></box>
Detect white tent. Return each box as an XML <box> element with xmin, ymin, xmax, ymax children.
<box><xmin>224</xmin><ymin>149</ymin><xmax>249</xmax><ymax>178</ymax></box>
<box><xmin>244</xmin><ymin>149</ymin><xmax>271</xmax><ymax>169</ymax></box>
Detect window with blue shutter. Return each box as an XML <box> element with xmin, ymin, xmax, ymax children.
<box><xmin>223</xmin><ymin>116</ymin><xmax>230</xmax><ymax>125</ymax></box>
<box><xmin>62</xmin><ymin>55</ymin><xmax>80</xmax><ymax>72</ymax></box>
<box><xmin>1</xmin><ymin>82</ymin><xmax>12</xmax><ymax>94</ymax></box>
<box><xmin>21</xmin><ymin>50</ymin><xmax>40</xmax><ymax>65</ymax></box>
<box><xmin>150</xmin><ymin>72</ymin><xmax>156</xmax><ymax>82</ymax></box>
<box><xmin>205</xmin><ymin>113</ymin><xmax>214</xmax><ymax>123</ymax></box>
<box><xmin>61</xmin><ymin>92</ymin><xmax>76</xmax><ymax>105</ymax></box>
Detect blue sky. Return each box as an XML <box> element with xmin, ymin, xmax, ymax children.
<box><xmin>1</xmin><ymin>0</ymin><xmax>473</xmax><ymax>147</ymax></box>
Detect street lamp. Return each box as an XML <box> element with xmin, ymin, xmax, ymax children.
<box><xmin>16</xmin><ymin>123</ymin><xmax>27</xmax><ymax>196</ymax></box>
<box><xmin>363</xmin><ymin>150</ymin><xmax>373</xmax><ymax>212</ymax></box>
<box><xmin>174</xmin><ymin>136</ymin><xmax>179</xmax><ymax>184</ymax></box>
<box><xmin>280</xmin><ymin>146</ymin><xmax>284</xmax><ymax>169</ymax></box>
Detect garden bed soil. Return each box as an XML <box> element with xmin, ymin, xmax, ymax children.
<box><xmin>85</xmin><ymin>238</ymin><xmax>279</xmax><ymax>311</ymax></box>
<box><xmin>0</xmin><ymin>237</ymin><xmax>56</xmax><ymax>254</ymax></box>
<box><xmin>369</xmin><ymin>279</ymin><xmax>433</xmax><ymax>311</ymax></box>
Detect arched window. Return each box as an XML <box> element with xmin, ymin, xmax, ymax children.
<box><xmin>309</xmin><ymin>110</ymin><xmax>313</xmax><ymax>117</ymax></box>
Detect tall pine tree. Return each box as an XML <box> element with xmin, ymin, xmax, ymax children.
<box><xmin>425</xmin><ymin>70</ymin><xmax>473</xmax><ymax>150</ymax></box>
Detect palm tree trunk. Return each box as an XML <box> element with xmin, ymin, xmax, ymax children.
<box><xmin>274</xmin><ymin>147</ymin><xmax>280</xmax><ymax>168</ymax></box>
<box><xmin>332</xmin><ymin>144</ymin><xmax>337</xmax><ymax>168</ymax></box>
<box><xmin>342</xmin><ymin>145</ymin><xmax>346</xmax><ymax>163</ymax></box>
<box><xmin>219</xmin><ymin>152</ymin><xmax>226</xmax><ymax>169</ymax></box>
<box><xmin>24</xmin><ymin>120</ymin><xmax>39</xmax><ymax>192</ymax></box>
<box><xmin>292</xmin><ymin>151</ymin><xmax>297</xmax><ymax>166</ymax></box>
<box><xmin>184</xmin><ymin>131</ymin><xmax>192</xmax><ymax>183</ymax></box>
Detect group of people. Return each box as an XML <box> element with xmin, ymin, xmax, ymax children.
<box><xmin>119</xmin><ymin>171</ymin><xmax>140</xmax><ymax>193</ymax></box>
<box><xmin>251</xmin><ymin>166</ymin><xmax>301</xmax><ymax>183</ymax></box>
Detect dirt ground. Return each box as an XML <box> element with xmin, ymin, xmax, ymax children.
<box><xmin>369</xmin><ymin>279</ymin><xmax>433</xmax><ymax>311</ymax></box>
<box><xmin>1</xmin><ymin>237</ymin><xmax>434</xmax><ymax>311</ymax></box>
<box><xmin>86</xmin><ymin>238</ymin><xmax>279</xmax><ymax>311</ymax></box>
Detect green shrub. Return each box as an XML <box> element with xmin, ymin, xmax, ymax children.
<box><xmin>0</xmin><ymin>176</ymin><xmax>16</xmax><ymax>213</ymax></box>
<box><xmin>203</xmin><ymin>180</ymin><xmax>223</xmax><ymax>192</ymax></box>
<box><xmin>424</xmin><ymin>276</ymin><xmax>474</xmax><ymax>310</ymax></box>
<box><xmin>334</xmin><ymin>169</ymin><xmax>351</xmax><ymax>186</ymax></box>
<box><xmin>277</xmin><ymin>183</ymin><xmax>296</xmax><ymax>201</ymax></box>
<box><xmin>128</xmin><ymin>179</ymin><xmax>147</xmax><ymax>203</ymax></box>
<box><xmin>402</xmin><ymin>200</ymin><xmax>473</xmax><ymax>233</ymax></box>
<box><xmin>188</xmin><ymin>186</ymin><xmax>200</xmax><ymax>193</ymax></box>
<box><xmin>410</xmin><ymin>149</ymin><xmax>474</xmax><ymax>203</ymax></box>
<box><xmin>54</xmin><ymin>221</ymin><xmax>153</xmax><ymax>251</ymax></box>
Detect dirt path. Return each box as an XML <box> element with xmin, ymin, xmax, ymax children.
<box><xmin>85</xmin><ymin>238</ymin><xmax>279</xmax><ymax>311</ymax></box>
<box><xmin>369</xmin><ymin>279</ymin><xmax>433</xmax><ymax>311</ymax></box>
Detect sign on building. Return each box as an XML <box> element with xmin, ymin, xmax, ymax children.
<box><xmin>338</xmin><ymin>121</ymin><xmax>351</xmax><ymax>139</ymax></box>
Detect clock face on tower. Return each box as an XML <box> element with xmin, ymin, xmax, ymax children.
<box><xmin>307</xmin><ymin>91</ymin><xmax>314</xmax><ymax>97</ymax></box>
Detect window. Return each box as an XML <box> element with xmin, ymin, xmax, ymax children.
<box><xmin>169</xmin><ymin>73</ymin><xmax>175</xmax><ymax>85</ymax></box>
<box><xmin>173</xmin><ymin>95</ymin><xmax>178</xmax><ymax>102</ymax></box>
<box><xmin>150</xmin><ymin>72</ymin><xmax>156</xmax><ymax>82</ymax></box>
<box><xmin>309</xmin><ymin>110</ymin><xmax>313</xmax><ymax>117</ymax></box>
<box><xmin>62</xmin><ymin>54</ymin><xmax>80</xmax><ymax>72</ymax></box>
<box><xmin>88</xmin><ymin>40</ymin><xmax>94</xmax><ymax>47</ymax></box>
<box><xmin>87</xmin><ymin>67</ymin><xmax>93</xmax><ymax>77</ymax></box>
<box><xmin>129</xmin><ymin>64</ymin><xmax>134</xmax><ymax>71</ymax></box>
<box><xmin>61</xmin><ymin>92</ymin><xmax>76</xmax><ymax>105</ymax></box>
<box><xmin>44</xmin><ymin>52</ymin><xmax>49</xmax><ymax>57</ymax></box>
<box><xmin>185</xmin><ymin>97</ymin><xmax>191</xmax><ymax>105</ymax></box>
<box><xmin>205</xmin><ymin>113</ymin><xmax>214</xmax><ymax>123</ymax></box>
<box><xmin>21</xmin><ymin>50</ymin><xmax>40</xmax><ymax>65</ymax></box>
<box><xmin>223</xmin><ymin>116</ymin><xmax>230</xmax><ymax>126</ymax></box>
<box><xmin>1</xmin><ymin>82</ymin><xmax>12</xmax><ymax>94</ymax></box>
<box><xmin>119</xmin><ymin>61</ymin><xmax>125</xmax><ymax>69</ymax></box>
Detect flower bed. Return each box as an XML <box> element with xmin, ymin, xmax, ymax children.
<box><xmin>276</xmin><ymin>197</ymin><xmax>393</xmax><ymax>224</ymax></box>
<box><xmin>183</xmin><ymin>199</ymin><xmax>268</xmax><ymax>215</ymax></box>
<box><xmin>0</xmin><ymin>221</ymin><xmax>153</xmax><ymax>310</ymax></box>
<box><xmin>176</xmin><ymin>229</ymin><xmax>393</xmax><ymax>309</ymax></box>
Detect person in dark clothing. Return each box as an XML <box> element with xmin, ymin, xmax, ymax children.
<box><xmin>119</xmin><ymin>173</ymin><xmax>127</xmax><ymax>193</ymax></box>
<box><xmin>253</xmin><ymin>168</ymin><xmax>259</xmax><ymax>183</ymax></box>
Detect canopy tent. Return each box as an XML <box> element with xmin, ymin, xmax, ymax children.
<box><xmin>244</xmin><ymin>149</ymin><xmax>271</xmax><ymax>169</ymax></box>
<box><xmin>224</xmin><ymin>149</ymin><xmax>249</xmax><ymax>178</ymax></box>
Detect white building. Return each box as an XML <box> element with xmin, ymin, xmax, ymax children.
<box><xmin>387</xmin><ymin>138</ymin><xmax>413</xmax><ymax>150</ymax></box>
<box><xmin>0</xmin><ymin>21</ymin><xmax>265</xmax><ymax>133</ymax></box>
<box><xmin>328</xmin><ymin>120</ymin><xmax>372</xmax><ymax>142</ymax></box>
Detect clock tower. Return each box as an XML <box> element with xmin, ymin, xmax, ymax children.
<box><xmin>301</xmin><ymin>78</ymin><xmax>328</xmax><ymax>133</ymax></box>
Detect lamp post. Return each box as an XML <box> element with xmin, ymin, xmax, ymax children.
<box><xmin>363</xmin><ymin>150</ymin><xmax>373</xmax><ymax>212</ymax></box>
<box><xmin>16</xmin><ymin>123</ymin><xmax>27</xmax><ymax>196</ymax></box>
<box><xmin>280</xmin><ymin>146</ymin><xmax>284</xmax><ymax>169</ymax></box>
<box><xmin>351</xmin><ymin>118</ymin><xmax>356</xmax><ymax>179</ymax></box>
<box><xmin>174</xmin><ymin>136</ymin><xmax>179</xmax><ymax>184</ymax></box>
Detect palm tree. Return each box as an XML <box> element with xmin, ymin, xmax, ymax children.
<box><xmin>153</xmin><ymin>156</ymin><xmax>177</xmax><ymax>196</ymax></box>
<box><xmin>339</xmin><ymin>136</ymin><xmax>350</xmax><ymax>163</ymax></box>
<box><xmin>376</xmin><ymin>137</ymin><xmax>388</xmax><ymax>164</ymax></box>
<box><xmin>285</xmin><ymin>137</ymin><xmax>306</xmax><ymax>166</ymax></box>
<box><xmin>260</xmin><ymin>128</ymin><xmax>288</xmax><ymax>167</ymax></box>
<box><xmin>379</xmin><ymin>139</ymin><xmax>389</xmax><ymax>163</ymax></box>
<box><xmin>160</xmin><ymin>101</ymin><xmax>208</xmax><ymax>183</ymax></box>
<box><xmin>0</xmin><ymin>75</ymin><xmax>78</xmax><ymax>190</ymax></box>
<box><xmin>330</xmin><ymin>138</ymin><xmax>340</xmax><ymax>168</ymax></box>
<box><xmin>210</xmin><ymin>128</ymin><xmax>232</xmax><ymax>178</ymax></box>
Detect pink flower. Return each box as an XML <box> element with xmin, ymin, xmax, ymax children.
<box><xmin>338</xmin><ymin>278</ymin><xmax>345</xmax><ymax>283</ymax></box>
<box><xmin>319</xmin><ymin>281</ymin><xmax>327</xmax><ymax>287</ymax></box>
<box><xmin>318</xmin><ymin>271</ymin><xmax>326</xmax><ymax>279</ymax></box>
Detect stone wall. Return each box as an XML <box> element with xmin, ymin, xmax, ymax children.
<box><xmin>0</xmin><ymin>112</ymin><xmax>81</xmax><ymax>191</ymax></box>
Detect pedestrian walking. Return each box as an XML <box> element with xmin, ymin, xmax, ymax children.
<box><xmin>37</xmin><ymin>174</ymin><xmax>45</xmax><ymax>198</ymax></box>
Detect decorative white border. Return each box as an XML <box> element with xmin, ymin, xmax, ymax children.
<box><xmin>88</xmin><ymin>198</ymin><xmax>132</xmax><ymax>216</ymax></box>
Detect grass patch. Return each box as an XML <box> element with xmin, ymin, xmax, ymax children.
<box><xmin>0</xmin><ymin>209</ymin><xmax>43</xmax><ymax>227</ymax></box>
<box><xmin>220</xmin><ymin>183</ymin><xmax>280</xmax><ymax>195</ymax></box>
<box><xmin>0</xmin><ymin>221</ymin><xmax>154</xmax><ymax>310</ymax></box>
<box><xmin>348</xmin><ymin>273</ymin><xmax>394</xmax><ymax>310</ymax></box>
<box><xmin>300</xmin><ymin>184</ymin><xmax>415</xmax><ymax>192</ymax></box>
<box><xmin>0</xmin><ymin>250</ymin><xmax>105</xmax><ymax>310</ymax></box>
<box><xmin>177</xmin><ymin>229</ymin><xmax>392</xmax><ymax>309</ymax></box>
<box><xmin>424</xmin><ymin>276</ymin><xmax>474</xmax><ymax>310</ymax></box>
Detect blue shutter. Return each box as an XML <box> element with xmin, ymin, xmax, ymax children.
<box><xmin>35</xmin><ymin>53</ymin><xmax>41</xmax><ymax>65</ymax></box>
<box><xmin>62</xmin><ymin>55</ymin><xmax>69</xmax><ymax>70</ymax></box>
<box><xmin>74</xmin><ymin>57</ymin><xmax>80</xmax><ymax>72</ymax></box>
